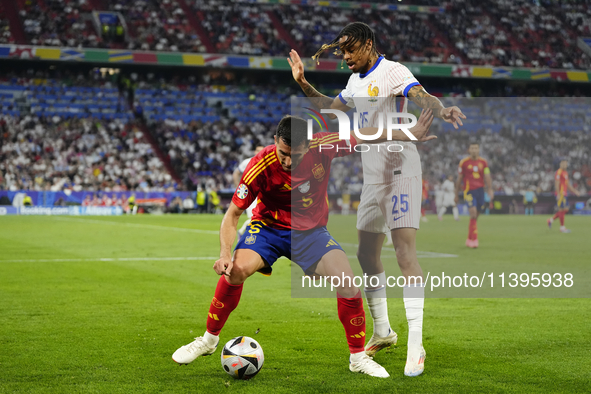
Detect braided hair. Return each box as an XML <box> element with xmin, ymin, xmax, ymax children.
<box><xmin>312</xmin><ymin>22</ymin><xmax>381</xmax><ymax>64</ymax></box>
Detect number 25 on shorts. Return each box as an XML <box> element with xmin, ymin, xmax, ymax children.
<box><xmin>392</xmin><ymin>194</ymin><xmax>409</xmax><ymax>215</ymax></box>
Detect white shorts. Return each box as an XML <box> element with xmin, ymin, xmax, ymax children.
<box><xmin>356</xmin><ymin>175</ymin><xmax>422</xmax><ymax>233</ymax></box>
<box><xmin>441</xmin><ymin>194</ymin><xmax>456</xmax><ymax>208</ymax></box>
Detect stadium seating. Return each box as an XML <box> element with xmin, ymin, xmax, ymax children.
<box><xmin>2</xmin><ymin>0</ymin><xmax>587</xmax><ymax>68</ymax></box>
<box><xmin>0</xmin><ymin>3</ymin><xmax>14</xmax><ymax>44</ymax></box>
<box><xmin>192</xmin><ymin>0</ymin><xmax>290</xmax><ymax>56</ymax></box>
<box><xmin>111</xmin><ymin>0</ymin><xmax>204</xmax><ymax>52</ymax></box>
<box><xmin>18</xmin><ymin>0</ymin><xmax>102</xmax><ymax>48</ymax></box>
<box><xmin>1</xmin><ymin>70</ymin><xmax>589</xmax><ymax>195</ymax></box>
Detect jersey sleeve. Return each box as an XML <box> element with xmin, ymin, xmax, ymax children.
<box><xmin>237</xmin><ymin>158</ymin><xmax>251</xmax><ymax>173</ymax></box>
<box><xmin>338</xmin><ymin>78</ymin><xmax>356</xmax><ymax>108</ymax></box>
<box><xmin>482</xmin><ymin>159</ymin><xmax>490</xmax><ymax>174</ymax></box>
<box><xmin>387</xmin><ymin>63</ymin><xmax>421</xmax><ymax>97</ymax></box>
<box><xmin>232</xmin><ymin>158</ymin><xmax>260</xmax><ymax>209</ymax></box>
<box><xmin>310</xmin><ymin>132</ymin><xmax>358</xmax><ymax>159</ymax></box>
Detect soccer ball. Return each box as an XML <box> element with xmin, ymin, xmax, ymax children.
<box><xmin>221</xmin><ymin>336</ymin><xmax>264</xmax><ymax>380</ymax></box>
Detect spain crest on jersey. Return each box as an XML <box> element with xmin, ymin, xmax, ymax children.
<box><xmin>312</xmin><ymin>164</ymin><xmax>325</xmax><ymax>180</ymax></box>
<box><xmin>245</xmin><ymin>234</ymin><xmax>256</xmax><ymax>245</ymax></box>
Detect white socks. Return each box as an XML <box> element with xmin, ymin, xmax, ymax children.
<box><xmin>403</xmin><ymin>284</ymin><xmax>425</xmax><ymax>348</ymax></box>
<box><xmin>452</xmin><ymin>206</ymin><xmax>459</xmax><ymax>220</ymax></box>
<box><xmin>364</xmin><ymin>272</ymin><xmax>391</xmax><ymax>338</ymax></box>
<box><xmin>203</xmin><ymin>331</ymin><xmax>219</xmax><ymax>346</ymax></box>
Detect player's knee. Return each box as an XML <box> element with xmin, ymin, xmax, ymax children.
<box><xmin>356</xmin><ymin>249</ymin><xmax>379</xmax><ymax>266</ymax></box>
<box><xmin>337</xmin><ymin>284</ymin><xmax>360</xmax><ymax>298</ymax></box>
<box><xmin>227</xmin><ymin>263</ymin><xmax>250</xmax><ymax>284</ymax></box>
<box><xmin>394</xmin><ymin>244</ymin><xmax>414</xmax><ymax>267</ymax></box>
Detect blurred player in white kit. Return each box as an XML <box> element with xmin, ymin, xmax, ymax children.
<box><xmin>438</xmin><ymin>174</ymin><xmax>459</xmax><ymax>221</ymax></box>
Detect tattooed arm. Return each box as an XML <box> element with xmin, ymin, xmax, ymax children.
<box><xmin>288</xmin><ymin>49</ymin><xmax>350</xmax><ymax>116</ymax></box>
<box><xmin>407</xmin><ymin>85</ymin><xmax>467</xmax><ymax>129</ymax></box>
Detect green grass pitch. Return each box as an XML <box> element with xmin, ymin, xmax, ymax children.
<box><xmin>1</xmin><ymin>214</ymin><xmax>590</xmax><ymax>393</ymax></box>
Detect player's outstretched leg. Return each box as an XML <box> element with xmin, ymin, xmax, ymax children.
<box><xmin>558</xmin><ymin>210</ymin><xmax>571</xmax><ymax>233</ymax></box>
<box><xmin>172</xmin><ymin>276</ymin><xmax>241</xmax><ymax>364</ymax></box>
<box><xmin>315</xmin><ymin>249</ymin><xmax>390</xmax><ymax>378</ymax></box>
<box><xmin>547</xmin><ymin>211</ymin><xmax>560</xmax><ymax>229</ymax></box>
<box><xmin>437</xmin><ymin>206</ymin><xmax>446</xmax><ymax>221</ymax></box>
<box><xmin>452</xmin><ymin>206</ymin><xmax>459</xmax><ymax>221</ymax></box>
<box><xmin>356</xmin><ymin>231</ymin><xmax>397</xmax><ymax>357</ymax></box>
<box><xmin>403</xmin><ymin>283</ymin><xmax>426</xmax><ymax>377</ymax></box>
<box><xmin>390</xmin><ymin>228</ymin><xmax>427</xmax><ymax>377</ymax></box>
<box><xmin>466</xmin><ymin>207</ymin><xmax>478</xmax><ymax>248</ymax></box>
<box><xmin>172</xmin><ymin>249</ymin><xmax>265</xmax><ymax>364</ymax></box>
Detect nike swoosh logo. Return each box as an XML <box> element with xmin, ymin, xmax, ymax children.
<box><xmin>393</xmin><ymin>216</ymin><xmax>404</xmax><ymax>221</ymax></box>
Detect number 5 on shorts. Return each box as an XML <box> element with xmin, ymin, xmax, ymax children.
<box><xmin>392</xmin><ymin>194</ymin><xmax>409</xmax><ymax>215</ymax></box>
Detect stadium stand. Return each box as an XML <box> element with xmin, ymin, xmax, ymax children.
<box><xmin>0</xmin><ymin>114</ymin><xmax>174</xmax><ymax>192</ymax></box>
<box><xmin>111</xmin><ymin>0</ymin><xmax>204</xmax><ymax>52</ymax></box>
<box><xmin>1</xmin><ymin>0</ymin><xmax>588</xmax><ymax>68</ymax></box>
<box><xmin>2</xmin><ymin>68</ymin><xmax>590</xmax><ymax>196</ymax></box>
<box><xmin>0</xmin><ymin>3</ymin><xmax>14</xmax><ymax>44</ymax></box>
<box><xmin>18</xmin><ymin>0</ymin><xmax>102</xmax><ymax>48</ymax></box>
<box><xmin>192</xmin><ymin>0</ymin><xmax>290</xmax><ymax>56</ymax></box>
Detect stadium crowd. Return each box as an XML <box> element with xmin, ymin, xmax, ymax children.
<box><xmin>1</xmin><ymin>0</ymin><xmax>587</xmax><ymax>68</ymax></box>
<box><xmin>112</xmin><ymin>0</ymin><xmax>204</xmax><ymax>52</ymax></box>
<box><xmin>0</xmin><ymin>115</ymin><xmax>174</xmax><ymax>192</ymax></box>
<box><xmin>1</xmin><ymin>65</ymin><xmax>590</xmax><ymax>197</ymax></box>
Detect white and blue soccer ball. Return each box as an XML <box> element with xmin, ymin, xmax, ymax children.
<box><xmin>221</xmin><ymin>336</ymin><xmax>264</xmax><ymax>380</ymax></box>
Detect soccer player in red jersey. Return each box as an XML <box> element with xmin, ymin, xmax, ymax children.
<box><xmin>455</xmin><ymin>143</ymin><xmax>493</xmax><ymax>248</ymax></box>
<box><xmin>421</xmin><ymin>178</ymin><xmax>430</xmax><ymax>222</ymax></box>
<box><xmin>172</xmin><ymin>112</ymin><xmax>435</xmax><ymax>378</ymax></box>
<box><xmin>547</xmin><ymin>160</ymin><xmax>581</xmax><ymax>233</ymax></box>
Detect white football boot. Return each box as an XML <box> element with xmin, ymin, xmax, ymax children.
<box><xmin>349</xmin><ymin>352</ymin><xmax>390</xmax><ymax>378</ymax></box>
<box><xmin>172</xmin><ymin>334</ymin><xmax>218</xmax><ymax>364</ymax></box>
<box><xmin>364</xmin><ymin>329</ymin><xmax>398</xmax><ymax>357</ymax></box>
<box><xmin>404</xmin><ymin>345</ymin><xmax>426</xmax><ymax>377</ymax></box>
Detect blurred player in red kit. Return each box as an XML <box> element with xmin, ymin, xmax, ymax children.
<box><xmin>547</xmin><ymin>160</ymin><xmax>581</xmax><ymax>233</ymax></box>
<box><xmin>421</xmin><ymin>178</ymin><xmax>430</xmax><ymax>222</ymax></box>
<box><xmin>455</xmin><ymin>143</ymin><xmax>493</xmax><ymax>248</ymax></box>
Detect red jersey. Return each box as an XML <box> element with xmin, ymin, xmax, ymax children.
<box><xmin>232</xmin><ymin>133</ymin><xmax>357</xmax><ymax>231</ymax></box>
<box><xmin>422</xmin><ymin>179</ymin><xmax>429</xmax><ymax>200</ymax></box>
<box><xmin>458</xmin><ymin>156</ymin><xmax>489</xmax><ymax>191</ymax></box>
<box><xmin>555</xmin><ymin>169</ymin><xmax>568</xmax><ymax>197</ymax></box>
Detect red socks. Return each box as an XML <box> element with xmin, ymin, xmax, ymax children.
<box><xmin>337</xmin><ymin>291</ymin><xmax>365</xmax><ymax>354</ymax></box>
<box><xmin>206</xmin><ymin>276</ymin><xmax>243</xmax><ymax>336</ymax></box>
<box><xmin>468</xmin><ymin>218</ymin><xmax>478</xmax><ymax>240</ymax></box>
<box><xmin>552</xmin><ymin>211</ymin><xmax>566</xmax><ymax>226</ymax></box>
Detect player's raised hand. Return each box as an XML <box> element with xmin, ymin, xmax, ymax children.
<box><xmin>213</xmin><ymin>256</ymin><xmax>234</xmax><ymax>276</ymax></box>
<box><xmin>411</xmin><ymin>109</ymin><xmax>437</xmax><ymax>142</ymax></box>
<box><xmin>440</xmin><ymin>106</ymin><xmax>467</xmax><ymax>129</ymax></box>
<box><xmin>287</xmin><ymin>49</ymin><xmax>305</xmax><ymax>84</ymax></box>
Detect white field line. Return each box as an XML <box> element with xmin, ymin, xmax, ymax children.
<box><xmin>339</xmin><ymin>242</ymin><xmax>458</xmax><ymax>258</ymax></box>
<box><xmin>52</xmin><ymin>216</ymin><xmax>219</xmax><ymax>234</ymax></box>
<box><xmin>1</xmin><ymin>256</ymin><xmax>219</xmax><ymax>263</ymax></box>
